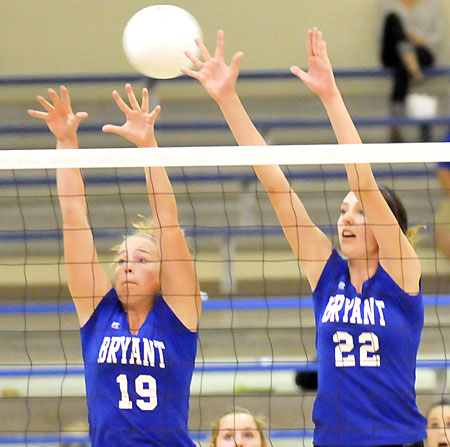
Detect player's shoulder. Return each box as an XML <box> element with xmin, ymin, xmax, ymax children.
<box><xmin>81</xmin><ymin>288</ymin><xmax>121</xmax><ymax>331</ymax></box>
<box><xmin>374</xmin><ymin>264</ymin><xmax>422</xmax><ymax>299</ymax></box>
<box><xmin>313</xmin><ymin>249</ymin><xmax>346</xmax><ymax>295</ymax></box>
<box><xmin>93</xmin><ymin>288</ymin><xmax>121</xmax><ymax>315</ymax></box>
<box><xmin>148</xmin><ymin>295</ymin><xmax>198</xmax><ymax>341</ymax></box>
<box><xmin>319</xmin><ymin>249</ymin><xmax>346</xmax><ymax>280</ymax></box>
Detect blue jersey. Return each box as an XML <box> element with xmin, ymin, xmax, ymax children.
<box><xmin>312</xmin><ymin>250</ymin><xmax>426</xmax><ymax>446</ymax></box>
<box><xmin>80</xmin><ymin>288</ymin><xmax>198</xmax><ymax>447</ymax></box>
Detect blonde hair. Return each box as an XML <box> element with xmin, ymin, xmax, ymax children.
<box><xmin>111</xmin><ymin>215</ymin><xmax>159</xmax><ymax>260</ymax></box>
<box><xmin>406</xmin><ymin>224</ymin><xmax>425</xmax><ymax>247</ymax></box>
<box><xmin>130</xmin><ymin>215</ymin><xmax>157</xmax><ymax>238</ymax></box>
<box><xmin>210</xmin><ymin>407</ymin><xmax>267</xmax><ymax>447</ymax></box>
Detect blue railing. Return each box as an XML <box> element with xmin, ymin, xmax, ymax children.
<box><xmin>3</xmin><ymin>116</ymin><xmax>450</xmax><ymax>136</ymax></box>
<box><xmin>1</xmin><ymin>295</ymin><xmax>449</xmax><ymax>315</ymax></box>
<box><xmin>0</xmin><ymin>359</ymin><xmax>448</xmax><ymax>378</ymax></box>
<box><xmin>1</xmin><ymin>66</ymin><xmax>449</xmax><ymax>86</ymax></box>
<box><xmin>2</xmin><ymin>67</ymin><xmax>449</xmax><ymax>137</ymax></box>
<box><xmin>0</xmin><ymin>166</ymin><xmax>436</xmax><ymax>188</ymax></box>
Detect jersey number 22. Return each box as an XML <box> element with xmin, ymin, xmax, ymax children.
<box><xmin>333</xmin><ymin>331</ymin><xmax>380</xmax><ymax>367</ymax></box>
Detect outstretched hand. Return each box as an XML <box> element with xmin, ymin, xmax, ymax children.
<box><xmin>290</xmin><ymin>28</ymin><xmax>337</xmax><ymax>100</ymax></box>
<box><xmin>27</xmin><ymin>86</ymin><xmax>88</xmax><ymax>144</ymax></box>
<box><xmin>102</xmin><ymin>84</ymin><xmax>161</xmax><ymax>148</ymax></box>
<box><xmin>181</xmin><ymin>30</ymin><xmax>244</xmax><ymax>103</ymax></box>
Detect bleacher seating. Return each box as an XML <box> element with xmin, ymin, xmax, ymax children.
<box><xmin>0</xmin><ymin>67</ymin><xmax>449</xmax><ymax>446</ymax></box>
<box><xmin>1</xmin><ymin>66</ymin><xmax>449</xmax><ymax>144</ymax></box>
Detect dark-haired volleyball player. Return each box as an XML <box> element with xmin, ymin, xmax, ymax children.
<box><xmin>28</xmin><ymin>84</ymin><xmax>201</xmax><ymax>447</ymax></box>
<box><xmin>183</xmin><ymin>28</ymin><xmax>426</xmax><ymax>446</ymax></box>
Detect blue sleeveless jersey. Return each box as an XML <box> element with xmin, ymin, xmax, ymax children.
<box><xmin>312</xmin><ymin>250</ymin><xmax>426</xmax><ymax>446</ymax></box>
<box><xmin>80</xmin><ymin>289</ymin><xmax>198</xmax><ymax>447</ymax></box>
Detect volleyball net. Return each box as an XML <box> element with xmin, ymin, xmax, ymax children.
<box><xmin>0</xmin><ymin>143</ymin><xmax>449</xmax><ymax>446</ymax></box>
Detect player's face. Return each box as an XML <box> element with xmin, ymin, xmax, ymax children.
<box><xmin>215</xmin><ymin>413</ymin><xmax>263</xmax><ymax>447</ymax></box>
<box><xmin>427</xmin><ymin>405</ymin><xmax>450</xmax><ymax>447</ymax></box>
<box><xmin>337</xmin><ymin>191</ymin><xmax>378</xmax><ymax>259</ymax></box>
<box><xmin>115</xmin><ymin>236</ymin><xmax>161</xmax><ymax>299</ymax></box>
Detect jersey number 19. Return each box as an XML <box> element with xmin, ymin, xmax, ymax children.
<box><xmin>116</xmin><ymin>374</ymin><xmax>157</xmax><ymax>410</ymax></box>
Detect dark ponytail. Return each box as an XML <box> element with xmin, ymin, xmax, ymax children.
<box><xmin>378</xmin><ymin>185</ymin><xmax>408</xmax><ymax>235</ymax></box>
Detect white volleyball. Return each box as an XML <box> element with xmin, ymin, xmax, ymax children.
<box><xmin>123</xmin><ymin>5</ymin><xmax>203</xmax><ymax>79</ymax></box>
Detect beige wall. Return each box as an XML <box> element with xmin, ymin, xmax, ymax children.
<box><xmin>2</xmin><ymin>0</ymin><xmax>449</xmax><ymax>76</ymax></box>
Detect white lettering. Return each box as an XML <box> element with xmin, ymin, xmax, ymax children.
<box><xmin>334</xmin><ymin>331</ymin><xmax>381</xmax><ymax>368</ymax></box>
<box><xmin>120</xmin><ymin>337</ymin><xmax>132</xmax><ymax>364</ymax></box>
<box><xmin>342</xmin><ymin>298</ymin><xmax>354</xmax><ymax>323</ymax></box>
<box><xmin>154</xmin><ymin>341</ymin><xmax>166</xmax><ymax>368</ymax></box>
<box><xmin>329</xmin><ymin>294</ymin><xmax>345</xmax><ymax>322</ymax></box>
<box><xmin>359</xmin><ymin>332</ymin><xmax>381</xmax><ymax>366</ymax></box>
<box><xmin>321</xmin><ymin>297</ymin><xmax>335</xmax><ymax>323</ymax></box>
<box><xmin>363</xmin><ymin>297</ymin><xmax>375</xmax><ymax>325</ymax></box>
<box><xmin>142</xmin><ymin>339</ymin><xmax>155</xmax><ymax>367</ymax></box>
<box><xmin>333</xmin><ymin>331</ymin><xmax>356</xmax><ymax>367</ymax></box>
<box><xmin>349</xmin><ymin>297</ymin><xmax>362</xmax><ymax>324</ymax></box>
<box><xmin>97</xmin><ymin>337</ymin><xmax>111</xmax><ymax>363</ymax></box>
<box><xmin>129</xmin><ymin>337</ymin><xmax>142</xmax><ymax>365</ymax></box>
<box><xmin>322</xmin><ymin>295</ymin><xmax>386</xmax><ymax>327</ymax></box>
<box><xmin>107</xmin><ymin>337</ymin><xmax>121</xmax><ymax>364</ymax></box>
<box><xmin>97</xmin><ymin>336</ymin><xmax>166</xmax><ymax>368</ymax></box>
<box><xmin>321</xmin><ymin>295</ymin><xmax>345</xmax><ymax>323</ymax></box>
<box><xmin>375</xmin><ymin>300</ymin><xmax>386</xmax><ymax>326</ymax></box>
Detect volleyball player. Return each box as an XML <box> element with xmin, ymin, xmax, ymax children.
<box><xmin>210</xmin><ymin>407</ymin><xmax>266</xmax><ymax>447</ymax></box>
<box><xmin>427</xmin><ymin>400</ymin><xmax>450</xmax><ymax>447</ymax></box>
<box><xmin>28</xmin><ymin>84</ymin><xmax>201</xmax><ymax>447</ymax></box>
<box><xmin>183</xmin><ymin>29</ymin><xmax>426</xmax><ymax>446</ymax></box>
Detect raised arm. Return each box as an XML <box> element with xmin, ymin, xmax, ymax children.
<box><xmin>291</xmin><ymin>28</ymin><xmax>421</xmax><ymax>293</ymax></box>
<box><xmin>183</xmin><ymin>31</ymin><xmax>332</xmax><ymax>289</ymax></box>
<box><xmin>102</xmin><ymin>84</ymin><xmax>201</xmax><ymax>330</ymax></box>
<box><xmin>28</xmin><ymin>87</ymin><xmax>112</xmax><ymax>326</ymax></box>
<box><xmin>182</xmin><ymin>31</ymin><xmax>332</xmax><ymax>290</ymax></box>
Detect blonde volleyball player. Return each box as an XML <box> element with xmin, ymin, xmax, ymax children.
<box><xmin>427</xmin><ymin>400</ymin><xmax>450</xmax><ymax>447</ymax></box>
<box><xmin>28</xmin><ymin>84</ymin><xmax>201</xmax><ymax>447</ymax></box>
<box><xmin>210</xmin><ymin>407</ymin><xmax>267</xmax><ymax>447</ymax></box>
<box><xmin>183</xmin><ymin>28</ymin><xmax>426</xmax><ymax>446</ymax></box>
